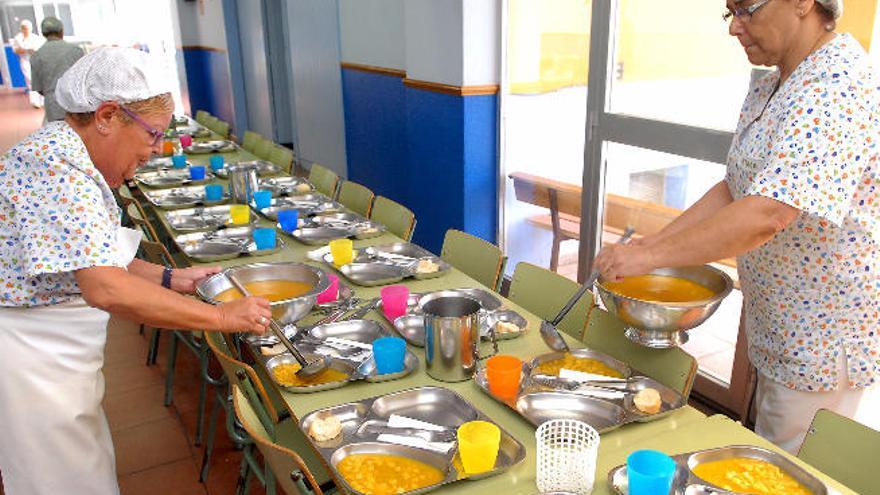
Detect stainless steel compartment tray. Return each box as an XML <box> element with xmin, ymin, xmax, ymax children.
<box><xmin>264</xmin><ymin>348</ymin><xmax>418</xmax><ymax>393</ymax></box>
<box><xmin>259</xmin><ymin>176</ymin><xmax>314</xmax><ymax>196</ymax></box>
<box><xmin>286</xmin><ymin>213</ymin><xmax>385</xmax><ymax>245</ymax></box>
<box><xmin>174</xmin><ymin>226</ymin><xmax>284</xmax><ymax>262</ymax></box>
<box><xmin>215</xmin><ymin>160</ymin><xmax>282</xmax><ymax>178</ymax></box>
<box><xmin>143</xmin><ymin>185</ymin><xmax>228</xmax><ymax>209</ymax></box>
<box><xmin>183</xmin><ymin>139</ymin><xmax>237</xmax><ymax>153</ymax></box>
<box><xmin>165</xmin><ymin>204</ymin><xmax>257</xmax><ymax>232</ymax></box>
<box><xmin>608</xmin><ymin>445</ymin><xmax>831</xmax><ymax>495</ymax></box>
<box><xmin>256</xmin><ymin>194</ymin><xmax>342</xmax><ymax>221</ymax></box>
<box><xmin>299</xmin><ymin>386</ymin><xmax>527</xmax><ymax>495</ymax></box>
<box><xmin>134</xmin><ymin>168</ymin><xmax>214</xmax><ymax>188</ymax></box>
<box><xmin>324</xmin><ymin>243</ymin><xmax>452</xmax><ymax>287</ymax></box>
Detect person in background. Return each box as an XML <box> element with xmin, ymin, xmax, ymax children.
<box><xmin>10</xmin><ymin>19</ymin><xmax>44</xmax><ymax>108</ymax></box>
<box><xmin>596</xmin><ymin>0</ymin><xmax>879</xmax><ymax>454</ymax></box>
<box><xmin>30</xmin><ymin>17</ymin><xmax>84</xmax><ymax>123</ymax></box>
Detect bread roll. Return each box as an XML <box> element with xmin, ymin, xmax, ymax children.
<box><xmin>308</xmin><ymin>415</ymin><xmax>342</xmax><ymax>442</ymax></box>
<box><xmin>633</xmin><ymin>388</ymin><xmax>662</xmax><ymax>414</ymax></box>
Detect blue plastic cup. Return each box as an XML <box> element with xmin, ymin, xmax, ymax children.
<box><xmin>252</xmin><ymin>228</ymin><xmax>277</xmax><ymax>251</ymax></box>
<box><xmin>204</xmin><ymin>184</ymin><xmax>224</xmax><ymax>202</ymax></box>
<box><xmin>372</xmin><ymin>337</ymin><xmax>406</xmax><ymax>374</ymax></box>
<box><xmin>209</xmin><ymin>154</ymin><xmax>224</xmax><ymax>172</ymax></box>
<box><xmin>189</xmin><ymin>165</ymin><xmax>206</xmax><ymax>180</ymax></box>
<box><xmin>171</xmin><ymin>154</ymin><xmax>187</xmax><ymax>169</ymax></box>
<box><xmin>627</xmin><ymin>450</ymin><xmax>676</xmax><ymax>495</ymax></box>
<box><xmin>253</xmin><ymin>190</ymin><xmax>272</xmax><ymax>210</ymax></box>
<box><xmin>278</xmin><ymin>209</ymin><xmax>299</xmax><ymax>232</ymax></box>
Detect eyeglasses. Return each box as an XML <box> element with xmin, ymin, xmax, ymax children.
<box><xmin>119</xmin><ymin>105</ymin><xmax>164</xmax><ymax>147</ymax></box>
<box><xmin>723</xmin><ymin>0</ymin><xmax>773</xmax><ymax>23</ymax></box>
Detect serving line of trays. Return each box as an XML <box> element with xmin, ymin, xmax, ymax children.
<box><xmin>254</xmin><ymin>193</ymin><xmax>344</xmax><ymax>221</ymax></box>
<box><xmin>183</xmin><ymin>139</ymin><xmax>238</xmax><ymax>154</ymax></box>
<box><xmin>299</xmin><ymin>386</ymin><xmax>526</xmax><ymax>495</ymax></box>
<box><xmin>259</xmin><ymin>176</ymin><xmax>315</xmax><ymax>196</ymax></box>
<box><xmin>142</xmin><ymin>185</ymin><xmax>228</xmax><ymax>209</ymax></box>
<box><xmin>174</xmin><ymin>226</ymin><xmax>285</xmax><ymax>262</ymax></box>
<box><xmin>165</xmin><ymin>204</ymin><xmax>258</xmax><ymax>232</ymax></box>
<box><xmin>283</xmin><ymin>212</ymin><xmax>386</xmax><ymax>245</ymax></box>
<box><xmin>474</xmin><ymin>347</ymin><xmax>686</xmax><ymax>433</ymax></box>
<box><xmin>323</xmin><ymin>242</ymin><xmax>452</xmax><ymax>287</ymax></box>
<box><xmin>608</xmin><ymin>445</ymin><xmax>834</xmax><ymax>495</ymax></box>
<box><xmin>214</xmin><ymin>160</ymin><xmax>284</xmax><ymax>179</ymax></box>
<box><xmin>257</xmin><ymin>319</ymin><xmax>418</xmax><ymax>393</ymax></box>
<box><xmin>382</xmin><ymin>288</ymin><xmax>528</xmax><ymax>346</ymax></box>
<box><xmin>134</xmin><ymin>168</ymin><xmax>215</xmax><ymax>188</ymax></box>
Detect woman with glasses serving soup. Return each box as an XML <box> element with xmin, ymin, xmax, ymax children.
<box><xmin>596</xmin><ymin>0</ymin><xmax>879</xmax><ymax>453</ymax></box>
<box><xmin>0</xmin><ymin>48</ymin><xmax>272</xmax><ymax>494</ymax></box>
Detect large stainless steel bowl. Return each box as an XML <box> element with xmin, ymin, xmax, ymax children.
<box><xmin>196</xmin><ymin>262</ymin><xmax>330</xmax><ymax>324</ymax></box>
<box><xmin>596</xmin><ymin>265</ymin><xmax>733</xmax><ymax>348</ymax></box>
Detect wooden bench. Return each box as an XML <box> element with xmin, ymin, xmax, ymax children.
<box><xmin>508</xmin><ymin>171</ymin><xmax>737</xmax><ymax>271</ymax></box>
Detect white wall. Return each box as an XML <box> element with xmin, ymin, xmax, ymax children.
<box><xmin>176</xmin><ymin>0</ymin><xmax>227</xmax><ymax>49</ymax></box>
<box><xmin>338</xmin><ymin>0</ymin><xmax>404</xmax><ymax>69</ymax></box>
<box><xmin>463</xmin><ymin>0</ymin><xmax>499</xmax><ymax>86</ymax></box>
<box><xmin>404</xmin><ymin>0</ymin><xmax>463</xmax><ymax>85</ymax></box>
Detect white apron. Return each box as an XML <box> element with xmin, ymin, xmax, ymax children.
<box><xmin>0</xmin><ymin>227</ymin><xmax>141</xmax><ymax>495</ymax></box>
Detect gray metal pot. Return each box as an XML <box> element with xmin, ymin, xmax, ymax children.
<box><xmin>227</xmin><ymin>162</ymin><xmax>259</xmax><ymax>204</ymax></box>
<box><xmin>422</xmin><ymin>296</ymin><xmax>497</xmax><ymax>382</ymax></box>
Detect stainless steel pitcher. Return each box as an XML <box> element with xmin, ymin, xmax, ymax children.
<box><xmin>422</xmin><ymin>296</ymin><xmax>498</xmax><ymax>382</ymax></box>
<box><xmin>227</xmin><ymin>163</ymin><xmax>259</xmax><ymax>204</ymax></box>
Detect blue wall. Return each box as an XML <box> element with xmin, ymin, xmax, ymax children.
<box><xmin>182</xmin><ymin>48</ymin><xmax>235</xmax><ymax>125</ymax></box>
<box><xmin>4</xmin><ymin>46</ymin><xmax>26</xmax><ymax>88</ymax></box>
<box><xmin>342</xmin><ymin>66</ymin><xmax>498</xmax><ymax>254</ymax></box>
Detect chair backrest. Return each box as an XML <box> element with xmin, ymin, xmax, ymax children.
<box><xmin>798</xmin><ymin>409</ymin><xmax>880</xmax><ymax>495</ymax></box>
<box><xmin>268</xmin><ymin>145</ymin><xmax>295</xmax><ymax>174</ymax></box>
<box><xmin>126</xmin><ymin>202</ymin><xmax>161</xmax><ymax>246</ymax></box>
<box><xmin>241</xmin><ymin>130</ymin><xmax>261</xmax><ymax>153</ymax></box>
<box><xmin>337</xmin><ymin>181</ymin><xmax>375</xmax><ymax>217</ymax></box>
<box><xmin>441</xmin><ymin>229</ymin><xmax>506</xmax><ymax>292</ymax></box>
<box><xmin>195</xmin><ymin>110</ymin><xmax>211</xmax><ymax>126</ymax></box>
<box><xmin>509</xmin><ymin>171</ymin><xmax>581</xmax><ymax>218</ymax></box>
<box><xmin>508</xmin><ymin>261</ymin><xmax>591</xmax><ymax>338</ymax></box>
<box><xmin>308</xmin><ymin>163</ymin><xmax>339</xmax><ymax>198</ymax></box>
<box><xmin>211</xmin><ymin>119</ymin><xmax>231</xmax><ymax>138</ymax></box>
<box><xmin>583</xmin><ymin>306</ymin><xmax>698</xmax><ymax>397</ymax></box>
<box><xmin>233</xmin><ymin>386</ymin><xmax>326</xmax><ymax>495</ymax></box>
<box><xmin>370</xmin><ymin>196</ymin><xmax>416</xmax><ymax>241</ymax></box>
<box><xmin>117</xmin><ymin>184</ymin><xmax>136</xmax><ymax>207</ymax></box>
<box><xmin>254</xmin><ymin>138</ymin><xmax>275</xmax><ymax>161</ymax></box>
<box><xmin>204</xmin><ymin>115</ymin><xmax>219</xmax><ymax>130</ymax></box>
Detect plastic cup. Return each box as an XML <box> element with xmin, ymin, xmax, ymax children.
<box><xmin>209</xmin><ymin>154</ymin><xmax>224</xmax><ymax>172</ymax></box>
<box><xmin>627</xmin><ymin>450</ymin><xmax>676</xmax><ymax>495</ymax></box>
<box><xmin>329</xmin><ymin>239</ymin><xmax>353</xmax><ymax>267</ymax></box>
<box><xmin>317</xmin><ymin>274</ymin><xmax>339</xmax><ymax>304</ymax></box>
<box><xmin>486</xmin><ymin>355</ymin><xmax>523</xmax><ymax>399</ymax></box>
<box><xmin>189</xmin><ymin>165</ymin><xmax>206</xmax><ymax>180</ymax></box>
<box><xmin>162</xmin><ymin>140</ymin><xmax>175</xmax><ymax>156</ymax></box>
<box><xmin>230</xmin><ymin>204</ymin><xmax>250</xmax><ymax>225</ymax></box>
<box><xmin>253</xmin><ymin>228</ymin><xmax>277</xmax><ymax>251</ymax></box>
<box><xmin>278</xmin><ymin>209</ymin><xmax>299</xmax><ymax>232</ymax></box>
<box><xmin>457</xmin><ymin>420</ymin><xmax>501</xmax><ymax>475</ymax></box>
<box><xmin>253</xmin><ymin>190</ymin><xmax>272</xmax><ymax>210</ymax></box>
<box><xmin>372</xmin><ymin>336</ymin><xmax>406</xmax><ymax>374</ymax></box>
<box><xmin>204</xmin><ymin>184</ymin><xmax>224</xmax><ymax>202</ymax></box>
<box><xmin>380</xmin><ymin>285</ymin><xmax>409</xmax><ymax>321</ymax></box>
<box><xmin>171</xmin><ymin>154</ymin><xmax>187</xmax><ymax>169</ymax></box>
<box><xmin>179</xmin><ymin>134</ymin><xmax>193</xmax><ymax>147</ymax></box>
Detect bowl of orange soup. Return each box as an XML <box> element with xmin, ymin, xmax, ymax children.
<box><xmin>596</xmin><ymin>266</ymin><xmax>733</xmax><ymax>348</ymax></box>
<box><xmin>196</xmin><ymin>262</ymin><xmax>330</xmax><ymax>324</ymax></box>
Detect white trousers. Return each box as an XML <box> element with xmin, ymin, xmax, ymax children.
<box><xmin>754</xmin><ymin>352</ymin><xmax>875</xmax><ymax>454</ymax></box>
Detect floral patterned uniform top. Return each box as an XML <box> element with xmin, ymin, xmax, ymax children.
<box><xmin>0</xmin><ymin>121</ymin><xmax>124</xmax><ymax>307</ymax></box>
<box><xmin>727</xmin><ymin>34</ymin><xmax>880</xmax><ymax>392</ymax></box>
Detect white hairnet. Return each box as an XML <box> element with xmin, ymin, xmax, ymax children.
<box><xmin>55</xmin><ymin>47</ymin><xmax>174</xmax><ymax>113</ymax></box>
<box><xmin>20</xmin><ymin>19</ymin><xmax>32</xmax><ymax>29</ymax></box>
<box><xmin>816</xmin><ymin>0</ymin><xmax>843</xmax><ymax>19</ymax></box>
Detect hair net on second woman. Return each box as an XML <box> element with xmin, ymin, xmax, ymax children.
<box><xmin>816</xmin><ymin>0</ymin><xmax>843</xmax><ymax>19</ymax></box>
<box><xmin>54</xmin><ymin>46</ymin><xmax>173</xmax><ymax>113</ymax></box>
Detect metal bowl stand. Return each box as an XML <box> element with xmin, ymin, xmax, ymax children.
<box><xmin>624</xmin><ymin>326</ymin><xmax>690</xmax><ymax>348</ymax></box>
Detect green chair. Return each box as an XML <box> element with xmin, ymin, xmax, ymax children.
<box><xmin>195</xmin><ymin>110</ymin><xmax>211</xmax><ymax>126</ymax></box>
<box><xmin>241</xmin><ymin>131</ymin><xmax>262</xmax><ymax>154</ymax></box>
<box><xmin>583</xmin><ymin>306</ymin><xmax>698</xmax><ymax>397</ymax></box>
<box><xmin>268</xmin><ymin>145</ymin><xmax>295</xmax><ymax>174</ymax></box>
<box><xmin>203</xmin><ymin>115</ymin><xmax>219</xmax><ymax>131</ymax></box>
<box><xmin>798</xmin><ymin>409</ymin><xmax>880</xmax><ymax>495</ymax></box>
<box><xmin>370</xmin><ymin>196</ymin><xmax>416</xmax><ymax>241</ymax></box>
<box><xmin>308</xmin><ymin>163</ymin><xmax>340</xmax><ymax>198</ymax></box>
<box><xmin>337</xmin><ymin>180</ymin><xmax>375</xmax><ymax>217</ymax></box>
<box><xmin>233</xmin><ymin>386</ymin><xmax>332</xmax><ymax>495</ymax></box>
<box><xmin>441</xmin><ymin>229</ymin><xmax>506</xmax><ymax>292</ymax></box>
<box><xmin>211</xmin><ymin>119</ymin><xmax>231</xmax><ymax>138</ymax></box>
<box><xmin>507</xmin><ymin>262</ymin><xmax>591</xmax><ymax>338</ymax></box>
<box><xmin>254</xmin><ymin>138</ymin><xmax>275</xmax><ymax>161</ymax></box>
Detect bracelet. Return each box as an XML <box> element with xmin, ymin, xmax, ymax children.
<box><xmin>161</xmin><ymin>267</ymin><xmax>173</xmax><ymax>289</ymax></box>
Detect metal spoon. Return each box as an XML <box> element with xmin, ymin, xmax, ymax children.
<box><xmin>539</xmin><ymin>228</ymin><xmax>636</xmax><ymax>352</ymax></box>
<box><xmin>223</xmin><ymin>271</ymin><xmax>330</xmax><ymax>378</ymax></box>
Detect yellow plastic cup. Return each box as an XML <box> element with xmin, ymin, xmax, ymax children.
<box><xmin>329</xmin><ymin>239</ymin><xmax>354</xmax><ymax>267</ymax></box>
<box><xmin>229</xmin><ymin>204</ymin><xmax>250</xmax><ymax>225</ymax></box>
<box><xmin>457</xmin><ymin>420</ymin><xmax>501</xmax><ymax>475</ymax></box>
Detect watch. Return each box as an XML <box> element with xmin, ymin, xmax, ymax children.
<box><xmin>161</xmin><ymin>267</ymin><xmax>173</xmax><ymax>289</ymax></box>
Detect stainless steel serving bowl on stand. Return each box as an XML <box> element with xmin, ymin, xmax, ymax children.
<box><xmin>595</xmin><ymin>265</ymin><xmax>733</xmax><ymax>349</ymax></box>
<box><xmin>196</xmin><ymin>262</ymin><xmax>330</xmax><ymax>325</ymax></box>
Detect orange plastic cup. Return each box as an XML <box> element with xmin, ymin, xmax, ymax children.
<box><xmin>161</xmin><ymin>140</ymin><xmax>175</xmax><ymax>156</ymax></box>
<box><xmin>486</xmin><ymin>355</ymin><xmax>522</xmax><ymax>399</ymax></box>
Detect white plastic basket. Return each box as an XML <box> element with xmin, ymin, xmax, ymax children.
<box><xmin>536</xmin><ymin>419</ymin><xmax>600</xmax><ymax>495</ymax></box>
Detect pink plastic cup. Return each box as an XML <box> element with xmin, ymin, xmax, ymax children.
<box><xmin>317</xmin><ymin>274</ymin><xmax>339</xmax><ymax>304</ymax></box>
<box><xmin>179</xmin><ymin>134</ymin><xmax>193</xmax><ymax>147</ymax></box>
<box><xmin>381</xmin><ymin>285</ymin><xmax>410</xmax><ymax>321</ymax></box>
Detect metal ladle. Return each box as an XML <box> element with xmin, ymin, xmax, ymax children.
<box><xmin>539</xmin><ymin>228</ymin><xmax>636</xmax><ymax>352</ymax></box>
<box><xmin>223</xmin><ymin>271</ymin><xmax>330</xmax><ymax>378</ymax></box>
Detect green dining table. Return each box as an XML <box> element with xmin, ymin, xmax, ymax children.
<box><xmin>135</xmin><ymin>120</ymin><xmax>856</xmax><ymax>495</ymax></box>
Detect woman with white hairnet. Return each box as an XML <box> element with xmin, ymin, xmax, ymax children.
<box><xmin>597</xmin><ymin>0</ymin><xmax>880</xmax><ymax>453</ymax></box>
<box><xmin>0</xmin><ymin>47</ymin><xmax>272</xmax><ymax>494</ymax></box>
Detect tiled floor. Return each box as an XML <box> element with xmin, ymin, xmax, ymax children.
<box><xmin>0</xmin><ymin>88</ymin><xmax>43</xmax><ymax>153</ymax></box>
